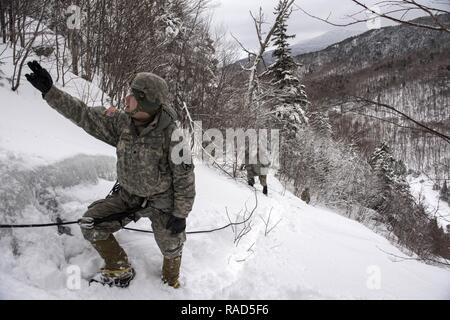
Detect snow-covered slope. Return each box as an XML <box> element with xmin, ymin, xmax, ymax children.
<box><xmin>1</xmin><ymin>46</ymin><xmax>450</xmax><ymax>300</ymax></box>
<box><xmin>289</xmin><ymin>29</ymin><xmax>366</xmax><ymax>56</ymax></box>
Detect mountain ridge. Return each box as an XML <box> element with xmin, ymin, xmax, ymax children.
<box><xmin>295</xmin><ymin>13</ymin><xmax>450</xmax><ymax>174</ymax></box>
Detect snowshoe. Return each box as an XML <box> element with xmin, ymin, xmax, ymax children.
<box><xmin>89</xmin><ymin>266</ymin><xmax>135</xmax><ymax>288</ymax></box>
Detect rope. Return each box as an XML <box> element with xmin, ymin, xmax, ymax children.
<box><xmin>124</xmin><ymin>196</ymin><xmax>257</xmax><ymax>234</ymax></box>
<box><xmin>0</xmin><ymin>190</ymin><xmax>258</xmax><ymax>234</ymax></box>
<box><xmin>0</xmin><ymin>216</ymin><xmax>252</xmax><ymax>234</ymax></box>
<box><xmin>0</xmin><ymin>179</ymin><xmax>259</xmax><ymax>234</ymax></box>
<box><xmin>0</xmin><ymin>220</ymin><xmax>80</xmax><ymax>228</ymax></box>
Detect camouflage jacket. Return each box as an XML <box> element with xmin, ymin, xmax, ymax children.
<box><xmin>44</xmin><ymin>86</ymin><xmax>195</xmax><ymax>219</ymax></box>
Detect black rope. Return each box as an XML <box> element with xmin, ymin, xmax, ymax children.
<box><xmin>0</xmin><ymin>216</ymin><xmax>254</xmax><ymax>234</ymax></box>
<box><xmin>0</xmin><ymin>220</ymin><xmax>80</xmax><ymax>228</ymax></box>
<box><xmin>0</xmin><ymin>185</ymin><xmax>259</xmax><ymax>234</ymax></box>
<box><xmin>123</xmin><ymin>216</ymin><xmax>255</xmax><ymax>234</ymax></box>
<box><xmin>124</xmin><ymin>191</ymin><xmax>258</xmax><ymax>234</ymax></box>
<box><xmin>0</xmin><ymin>207</ymin><xmax>257</xmax><ymax>233</ymax></box>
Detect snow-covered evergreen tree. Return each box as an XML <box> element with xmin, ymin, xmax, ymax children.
<box><xmin>368</xmin><ymin>142</ymin><xmax>412</xmax><ymax>225</ymax></box>
<box><xmin>307</xmin><ymin>108</ymin><xmax>333</xmax><ymax>138</ymax></box>
<box><xmin>268</xmin><ymin>5</ymin><xmax>297</xmax><ymax>90</ymax></box>
<box><xmin>265</xmin><ymin>0</ymin><xmax>309</xmax><ymax>134</ymax></box>
<box><xmin>367</xmin><ymin>142</ymin><xmax>450</xmax><ymax>259</ymax></box>
<box><xmin>369</xmin><ymin>142</ymin><xmax>410</xmax><ymax>197</ymax></box>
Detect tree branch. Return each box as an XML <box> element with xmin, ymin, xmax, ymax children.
<box><xmin>351</xmin><ymin>96</ymin><xmax>450</xmax><ymax>144</ymax></box>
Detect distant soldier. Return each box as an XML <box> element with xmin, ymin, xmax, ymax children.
<box><xmin>300</xmin><ymin>187</ymin><xmax>311</xmax><ymax>204</ymax></box>
<box><xmin>241</xmin><ymin>142</ymin><xmax>270</xmax><ymax>196</ymax></box>
<box><xmin>26</xmin><ymin>61</ymin><xmax>195</xmax><ymax>288</ymax></box>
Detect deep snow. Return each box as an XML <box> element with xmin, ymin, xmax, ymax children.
<box><xmin>0</xmin><ymin>44</ymin><xmax>449</xmax><ymax>299</ymax></box>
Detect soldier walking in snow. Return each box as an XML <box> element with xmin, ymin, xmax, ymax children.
<box><xmin>241</xmin><ymin>141</ymin><xmax>270</xmax><ymax>196</ymax></box>
<box><xmin>25</xmin><ymin>61</ymin><xmax>195</xmax><ymax>288</ymax></box>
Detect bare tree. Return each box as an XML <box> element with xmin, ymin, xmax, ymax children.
<box><xmin>345</xmin><ymin>95</ymin><xmax>450</xmax><ymax>144</ymax></box>
<box><xmin>0</xmin><ymin>0</ymin><xmax>7</xmax><ymax>43</ymax></box>
<box><xmin>233</xmin><ymin>0</ymin><xmax>296</xmax><ymax>109</ymax></box>
<box><xmin>296</xmin><ymin>0</ymin><xmax>450</xmax><ymax>34</ymax></box>
<box><xmin>11</xmin><ymin>0</ymin><xmax>48</xmax><ymax>91</ymax></box>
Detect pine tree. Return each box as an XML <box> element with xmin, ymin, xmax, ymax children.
<box><xmin>265</xmin><ymin>0</ymin><xmax>309</xmax><ymax>134</ymax></box>
<box><xmin>368</xmin><ymin>142</ymin><xmax>412</xmax><ymax>212</ymax></box>
<box><xmin>307</xmin><ymin>108</ymin><xmax>332</xmax><ymax>137</ymax></box>
<box><xmin>368</xmin><ymin>143</ymin><xmax>449</xmax><ymax>258</ymax></box>
<box><xmin>269</xmin><ymin>3</ymin><xmax>297</xmax><ymax>90</ymax></box>
<box><xmin>369</xmin><ymin>142</ymin><xmax>409</xmax><ymax>191</ymax></box>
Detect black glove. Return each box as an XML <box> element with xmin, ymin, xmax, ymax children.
<box><xmin>25</xmin><ymin>60</ymin><xmax>53</xmax><ymax>96</ymax></box>
<box><xmin>166</xmin><ymin>215</ymin><xmax>186</xmax><ymax>235</ymax></box>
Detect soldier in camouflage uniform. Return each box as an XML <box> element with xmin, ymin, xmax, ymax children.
<box><xmin>25</xmin><ymin>61</ymin><xmax>195</xmax><ymax>288</ymax></box>
<box><xmin>241</xmin><ymin>142</ymin><xmax>270</xmax><ymax>196</ymax></box>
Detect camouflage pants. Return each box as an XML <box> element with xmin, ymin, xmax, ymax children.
<box><xmin>246</xmin><ymin>165</ymin><xmax>267</xmax><ymax>186</ymax></box>
<box><xmin>81</xmin><ymin>187</ymin><xmax>186</xmax><ymax>265</ymax></box>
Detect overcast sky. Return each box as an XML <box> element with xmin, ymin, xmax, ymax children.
<box><xmin>208</xmin><ymin>0</ymin><xmax>450</xmax><ymax>53</ymax></box>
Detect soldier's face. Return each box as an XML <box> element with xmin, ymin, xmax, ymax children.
<box><xmin>124</xmin><ymin>92</ymin><xmax>152</xmax><ymax>121</ymax></box>
<box><xmin>125</xmin><ymin>93</ymin><xmax>138</xmax><ymax>111</ymax></box>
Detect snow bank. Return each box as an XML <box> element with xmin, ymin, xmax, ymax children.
<box><xmin>1</xmin><ymin>164</ymin><xmax>450</xmax><ymax>299</ymax></box>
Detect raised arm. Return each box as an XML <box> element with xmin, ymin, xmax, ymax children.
<box><xmin>44</xmin><ymin>86</ymin><xmax>122</xmax><ymax>147</ymax></box>
<box><xmin>26</xmin><ymin>61</ymin><xmax>122</xmax><ymax>147</ymax></box>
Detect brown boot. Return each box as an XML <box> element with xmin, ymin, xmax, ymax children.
<box><xmin>162</xmin><ymin>255</ymin><xmax>182</xmax><ymax>288</ymax></box>
<box><xmin>91</xmin><ymin>234</ymin><xmax>130</xmax><ymax>270</ymax></box>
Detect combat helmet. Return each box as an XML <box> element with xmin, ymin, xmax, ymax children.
<box><xmin>129</xmin><ymin>72</ymin><xmax>169</xmax><ymax>115</ymax></box>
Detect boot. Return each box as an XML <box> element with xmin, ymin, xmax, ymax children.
<box><xmin>90</xmin><ymin>266</ymin><xmax>135</xmax><ymax>288</ymax></box>
<box><xmin>89</xmin><ymin>234</ymin><xmax>134</xmax><ymax>288</ymax></box>
<box><xmin>91</xmin><ymin>234</ymin><xmax>130</xmax><ymax>270</ymax></box>
<box><xmin>263</xmin><ymin>185</ymin><xmax>268</xmax><ymax>196</ymax></box>
<box><xmin>162</xmin><ymin>255</ymin><xmax>182</xmax><ymax>288</ymax></box>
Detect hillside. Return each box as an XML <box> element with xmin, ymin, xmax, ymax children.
<box><xmin>295</xmin><ymin>14</ymin><xmax>450</xmax><ymax>175</ymax></box>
